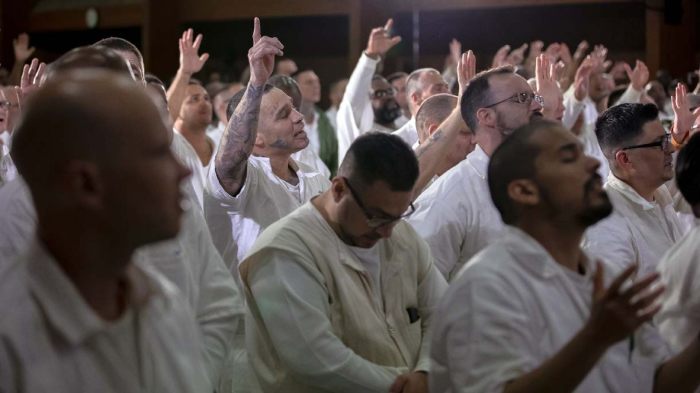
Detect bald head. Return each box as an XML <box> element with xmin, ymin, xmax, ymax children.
<box><xmin>46</xmin><ymin>46</ymin><xmax>133</xmax><ymax>83</ymax></box>
<box><xmin>13</xmin><ymin>69</ymin><xmax>188</xmax><ymax>245</ymax></box>
<box><xmin>416</xmin><ymin>93</ymin><xmax>458</xmax><ymax>143</ymax></box>
<box><xmin>406</xmin><ymin>68</ymin><xmax>449</xmax><ymax>115</ymax></box>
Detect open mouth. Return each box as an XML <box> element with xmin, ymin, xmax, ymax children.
<box><xmin>294</xmin><ymin>129</ymin><xmax>306</xmax><ymax>137</ymax></box>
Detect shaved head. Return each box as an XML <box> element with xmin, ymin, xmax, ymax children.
<box><xmin>415</xmin><ymin>93</ymin><xmax>458</xmax><ymax>143</ymax></box>
<box><xmin>12</xmin><ymin>70</ymin><xmax>189</xmax><ymax>246</ymax></box>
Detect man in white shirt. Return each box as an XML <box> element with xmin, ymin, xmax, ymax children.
<box><xmin>325</xmin><ymin>78</ymin><xmax>348</xmax><ymax>130</ymax></box>
<box><xmin>174</xmin><ymin>81</ymin><xmax>216</xmax><ymax>168</ymax></box>
<box><xmin>337</xmin><ymin>18</ymin><xmax>402</xmax><ymax>162</ymax></box>
<box><xmin>0</xmin><ymin>70</ymin><xmax>210</xmax><ymax>392</ymax></box>
<box><xmin>204</xmin><ymin>18</ymin><xmax>330</xmax><ymax>276</ymax></box>
<box><xmin>583</xmin><ymin>103</ymin><xmax>685</xmax><ymax>277</ymax></box>
<box><xmin>408</xmin><ymin>65</ymin><xmax>542</xmax><ymax>280</ymax></box>
<box><xmin>240</xmin><ymin>132</ymin><xmax>447</xmax><ymax>393</ymax></box>
<box><xmin>430</xmin><ymin>119</ymin><xmax>700</xmax><ymax>393</ymax></box>
<box><xmin>392</xmin><ymin>68</ymin><xmax>450</xmax><ymax>147</ymax></box>
<box><xmin>415</xmin><ymin>93</ymin><xmax>474</xmax><ymax>178</ymax></box>
<box><xmin>208</xmin><ymin>82</ymin><xmax>244</xmax><ymax>149</ymax></box>
<box><xmin>0</xmin><ymin>45</ymin><xmax>244</xmax><ymax>391</ymax></box>
<box><xmin>387</xmin><ymin>71</ymin><xmax>410</xmax><ymax>127</ymax></box>
<box><xmin>656</xmin><ymin>133</ymin><xmax>700</xmax><ymax>353</ymax></box>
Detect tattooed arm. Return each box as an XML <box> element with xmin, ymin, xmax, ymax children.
<box><xmin>214</xmin><ymin>17</ymin><xmax>283</xmax><ymax>197</ymax></box>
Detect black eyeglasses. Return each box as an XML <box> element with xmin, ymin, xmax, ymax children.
<box><xmin>620</xmin><ymin>134</ymin><xmax>671</xmax><ymax>152</ymax></box>
<box><xmin>370</xmin><ymin>89</ymin><xmax>396</xmax><ymax>99</ymax></box>
<box><xmin>342</xmin><ymin>177</ymin><xmax>415</xmax><ymax>228</ymax></box>
<box><xmin>484</xmin><ymin>92</ymin><xmax>544</xmax><ymax>108</ymax></box>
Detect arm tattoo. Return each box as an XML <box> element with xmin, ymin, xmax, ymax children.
<box><xmin>215</xmin><ymin>83</ymin><xmax>265</xmax><ymax>195</ymax></box>
<box><xmin>415</xmin><ymin>129</ymin><xmax>443</xmax><ymax>159</ymax></box>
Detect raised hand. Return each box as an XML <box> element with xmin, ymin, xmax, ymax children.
<box><xmin>19</xmin><ymin>58</ymin><xmax>46</xmax><ymax>103</ymax></box>
<box><xmin>573</xmin><ymin>56</ymin><xmax>596</xmax><ymax>101</ymax></box>
<box><xmin>448</xmin><ymin>38</ymin><xmax>462</xmax><ymax>68</ymax></box>
<box><xmin>573</xmin><ymin>40</ymin><xmax>590</xmax><ymax>64</ymax></box>
<box><xmin>671</xmin><ymin>83</ymin><xmax>700</xmax><ymax>143</ymax></box>
<box><xmin>492</xmin><ymin>45</ymin><xmax>511</xmax><ymax>68</ymax></box>
<box><xmin>178</xmin><ymin>28</ymin><xmax>209</xmax><ymax>76</ymax></box>
<box><xmin>544</xmin><ymin>42</ymin><xmax>561</xmax><ymax>64</ymax></box>
<box><xmin>558</xmin><ymin>43</ymin><xmax>573</xmax><ymax>65</ymax></box>
<box><xmin>583</xmin><ymin>262</ymin><xmax>664</xmax><ymax>348</ymax></box>
<box><xmin>248</xmin><ymin>17</ymin><xmax>284</xmax><ymax>87</ymax></box>
<box><xmin>623</xmin><ymin>60</ymin><xmax>649</xmax><ymax>92</ymax></box>
<box><xmin>506</xmin><ymin>43</ymin><xmax>528</xmax><ymax>66</ymax></box>
<box><xmin>535</xmin><ymin>54</ymin><xmax>561</xmax><ymax>120</ymax></box>
<box><xmin>13</xmin><ymin>33</ymin><xmax>35</xmax><ymax>64</ymax></box>
<box><xmin>366</xmin><ymin>19</ymin><xmax>401</xmax><ymax>59</ymax></box>
<box><xmin>457</xmin><ymin>50</ymin><xmax>476</xmax><ymax>97</ymax></box>
<box><xmin>525</xmin><ymin>40</ymin><xmax>544</xmax><ymax>71</ymax></box>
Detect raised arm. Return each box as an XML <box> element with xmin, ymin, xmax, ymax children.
<box><xmin>412</xmin><ymin>50</ymin><xmax>476</xmax><ymax>197</ymax></box>
<box><xmin>9</xmin><ymin>33</ymin><xmax>35</xmax><ymax>86</ymax></box>
<box><xmin>504</xmin><ymin>263</ymin><xmax>663</xmax><ymax>393</ymax></box>
<box><xmin>214</xmin><ymin>17</ymin><xmax>283</xmax><ymax>196</ymax></box>
<box><xmin>166</xmin><ymin>29</ymin><xmax>209</xmax><ymax>123</ymax></box>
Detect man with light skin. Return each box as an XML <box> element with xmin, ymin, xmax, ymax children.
<box><xmin>275</xmin><ymin>57</ymin><xmax>298</xmax><ymax>76</ymax></box>
<box><xmin>408</xmin><ymin>65</ymin><xmax>543</xmax><ymax>280</ymax></box>
<box><xmin>240</xmin><ymin>132</ymin><xmax>447</xmax><ymax>393</ymax></box>
<box><xmin>326</xmin><ymin>77</ymin><xmax>348</xmax><ymax>130</ymax></box>
<box><xmin>0</xmin><ymin>46</ymin><xmax>244</xmax><ymax>391</ymax></box>
<box><xmin>294</xmin><ymin>69</ymin><xmax>338</xmax><ymax>175</ymax></box>
<box><xmin>392</xmin><ymin>68</ymin><xmax>450</xmax><ymax>147</ymax></box>
<box><xmin>92</xmin><ymin>37</ymin><xmax>146</xmax><ymax>84</ymax></box>
<box><xmin>415</xmin><ymin>93</ymin><xmax>474</xmax><ymax>181</ymax></box>
<box><xmin>430</xmin><ymin>119</ymin><xmax>700</xmax><ymax>393</ymax></box>
<box><xmin>583</xmin><ymin>101</ymin><xmax>690</xmax><ymax>277</ymax></box>
<box><xmin>208</xmin><ymin>82</ymin><xmax>244</xmax><ymax>149</ymax></box>
<box><xmin>0</xmin><ymin>69</ymin><xmax>210</xmax><ymax>392</ymax></box>
<box><xmin>174</xmin><ymin>81</ymin><xmax>216</xmax><ymax>167</ymax></box>
<box><xmin>337</xmin><ymin>19</ymin><xmax>403</xmax><ymax>162</ymax></box>
<box><xmin>387</xmin><ymin>71</ymin><xmax>410</xmax><ymax>126</ymax></box>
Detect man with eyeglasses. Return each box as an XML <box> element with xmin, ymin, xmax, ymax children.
<box><xmin>337</xmin><ymin>19</ymin><xmax>402</xmax><ymax>163</ymax></box>
<box><xmin>409</xmin><ymin>65</ymin><xmax>542</xmax><ymax>281</ymax></box>
<box><xmin>583</xmin><ymin>103</ymin><xmax>687</xmax><ymax>277</ymax></box>
<box><xmin>239</xmin><ymin>132</ymin><xmax>447</xmax><ymax>393</ymax></box>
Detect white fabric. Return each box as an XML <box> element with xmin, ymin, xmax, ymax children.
<box><xmin>0</xmin><ymin>239</ymin><xmax>210</xmax><ymax>393</ymax></box>
<box><xmin>430</xmin><ymin>226</ymin><xmax>670</xmax><ymax>393</ymax></box>
<box><xmin>239</xmin><ymin>202</ymin><xmax>447</xmax><ymax>393</ymax></box>
<box><xmin>0</xmin><ymin>177</ymin><xmax>243</xmax><ymax>387</ymax></box>
<box><xmin>325</xmin><ymin>106</ymin><xmax>338</xmax><ymax>131</ymax></box>
<box><xmin>348</xmin><ymin>244</ymin><xmax>382</xmax><ymax>307</ymax></box>
<box><xmin>207</xmin><ymin>121</ymin><xmax>226</xmax><ymax>151</ymax></box>
<box><xmin>656</xmin><ymin>226</ymin><xmax>700</xmax><ymax>353</ymax></box>
<box><xmin>337</xmin><ymin>53</ymin><xmax>395</xmax><ymax>163</ymax></box>
<box><xmin>171</xmin><ymin>131</ymin><xmax>207</xmax><ymax>209</ymax></box>
<box><xmin>291</xmin><ymin>146</ymin><xmax>331</xmax><ymax>179</ymax></box>
<box><xmin>204</xmin><ymin>155</ymin><xmax>330</xmax><ymax>276</ymax></box>
<box><xmin>305</xmin><ymin>111</ymin><xmax>321</xmax><ymax>156</ymax></box>
<box><xmin>394</xmin><ymin>114</ymin><xmax>410</xmax><ymax>128</ymax></box>
<box><xmin>583</xmin><ymin>174</ymin><xmax>686</xmax><ymax>278</ymax></box>
<box><xmin>562</xmin><ymin>93</ymin><xmax>585</xmax><ymax>130</ymax></box>
<box><xmin>391</xmin><ymin>117</ymin><xmax>418</xmax><ymax>147</ymax></box>
<box><xmin>408</xmin><ymin>145</ymin><xmax>504</xmax><ymax>281</ymax></box>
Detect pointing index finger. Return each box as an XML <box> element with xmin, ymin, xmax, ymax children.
<box><xmin>252</xmin><ymin>17</ymin><xmax>261</xmax><ymax>44</ymax></box>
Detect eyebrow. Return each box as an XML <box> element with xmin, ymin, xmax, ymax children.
<box><xmin>558</xmin><ymin>142</ymin><xmax>581</xmax><ymax>154</ymax></box>
<box><xmin>275</xmin><ymin>103</ymin><xmax>291</xmax><ymax>119</ymax></box>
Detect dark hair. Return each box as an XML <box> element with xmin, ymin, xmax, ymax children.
<box><xmin>92</xmin><ymin>37</ymin><xmax>143</xmax><ymax>65</ymax></box>
<box><xmin>226</xmin><ymin>84</ymin><xmax>275</xmax><ymax>120</ymax></box>
<box><xmin>460</xmin><ymin>65</ymin><xmax>515</xmax><ymax>131</ymax></box>
<box><xmin>145</xmin><ymin>73</ymin><xmax>165</xmax><ymax>87</ymax></box>
<box><xmin>268</xmin><ymin>75</ymin><xmax>302</xmax><ymax>109</ymax></box>
<box><xmin>595</xmin><ymin>103</ymin><xmax>659</xmax><ymax>157</ymax></box>
<box><xmin>415</xmin><ymin>93</ymin><xmax>458</xmax><ymax>142</ymax></box>
<box><xmin>676</xmin><ymin>133</ymin><xmax>700</xmax><ymax>207</ymax></box>
<box><xmin>338</xmin><ymin>132</ymin><xmax>418</xmax><ymax>192</ymax></box>
<box><xmin>46</xmin><ymin>46</ymin><xmax>132</xmax><ymax>81</ymax></box>
<box><xmin>487</xmin><ymin>119</ymin><xmax>550</xmax><ymax>225</ymax></box>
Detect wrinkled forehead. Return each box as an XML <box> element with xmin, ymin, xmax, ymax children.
<box><xmin>261</xmin><ymin>87</ymin><xmax>292</xmax><ymax>114</ymax></box>
<box><xmin>371</xmin><ymin>78</ymin><xmax>392</xmax><ymax>93</ymax></box>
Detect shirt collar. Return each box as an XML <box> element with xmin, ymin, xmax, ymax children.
<box><xmin>503</xmin><ymin>226</ymin><xmax>592</xmax><ymax>280</ymax></box>
<box><xmin>26</xmin><ymin>239</ymin><xmax>157</xmax><ymax>346</ymax></box>
<box><xmin>605</xmin><ymin>174</ymin><xmax>656</xmax><ymax>211</ymax></box>
<box><xmin>250</xmin><ymin>154</ymin><xmax>302</xmax><ymax>174</ymax></box>
<box><xmin>467</xmin><ymin>144</ymin><xmax>490</xmax><ymax>179</ymax></box>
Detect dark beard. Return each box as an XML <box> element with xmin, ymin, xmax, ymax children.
<box><xmin>375</xmin><ymin>105</ymin><xmax>401</xmax><ymax>125</ymax></box>
<box><xmin>578</xmin><ymin>175</ymin><xmax>613</xmax><ymax>226</ymax></box>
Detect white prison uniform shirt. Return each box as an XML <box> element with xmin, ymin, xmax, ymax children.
<box><xmin>171</xmin><ymin>130</ymin><xmax>207</xmax><ymax>209</ymax></box>
<box><xmin>292</xmin><ymin>145</ymin><xmax>331</xmax><ymax>179</ymax></box>
<box><xmin>0</xmin><ymin>240</ymin><xmax>210</xmax><ymax>393</ymax></box>
<box><xmin>392</xmin><ymin>117</ymin><xmax>418</xmax><ymax>147</ymax></box>
<box><xmin>326</xmin><ymin>106</ymin><xmax>338</xmax><ymax>130</ymax></box>
<box><xmin>395</xmin><ymin>113</ymin><xmax>410</xmax><ymax>128</ymax></box>
<box><xmin>337</xmin><ymin>53</ymin><xmax>396</xmax><ymax>163</ymax></box>
<box><xmin>429</xmin><ymin>226</ymin><xmax>670</xmax><ymax>393</ymax></box>
<box><xmin>204</xmin><ymin>154</ymin><xmax>330</xmax><ymax>275</ymax></box>
<box><xmin>207</xmin><ymin>121</ymin><xmax>226</xmax><ymax>151</ymax></box>
<box><xmin>0</xmin><ymin>177</ymin><xmax>243</xmax><ymax>386</ymax></box>
<box><xmin>583</xmin><ymin>174</ymin><xmax>685</xmax><ymax>278</ymax></box>
<box><xmin>408</xmin><ymin>145</ymin><xmax>505</xmax><ymax>281</ymax></box>
<box><xmin>0</xmin><ymin>178</ymin><xmax>33</xmax><ymax>261</ymax></box>
<box><xmin>656</xmin><ymin>226</ymin><xmax>700</xmax><ymax>353</ymax></box>
<box><xmin>240</xmin><ymin>203</ymin><xmax>447</xmax><ymax>393</ymax></box>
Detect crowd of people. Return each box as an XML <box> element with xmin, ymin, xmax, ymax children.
<box><xmin>1</xmin><ymin>14</ymin><xmax>700</xmax><ymax>393</ymax></box>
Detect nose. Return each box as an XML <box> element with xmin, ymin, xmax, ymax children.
<box><xmin>530</xmin><ymin>96</ymin><xmax>543</xmax><ymax>112</ymax></box>
<box><xmin>586</xmin><ymin>154</ymin><xmax>601</xmax><ymax>173</ymax></box>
